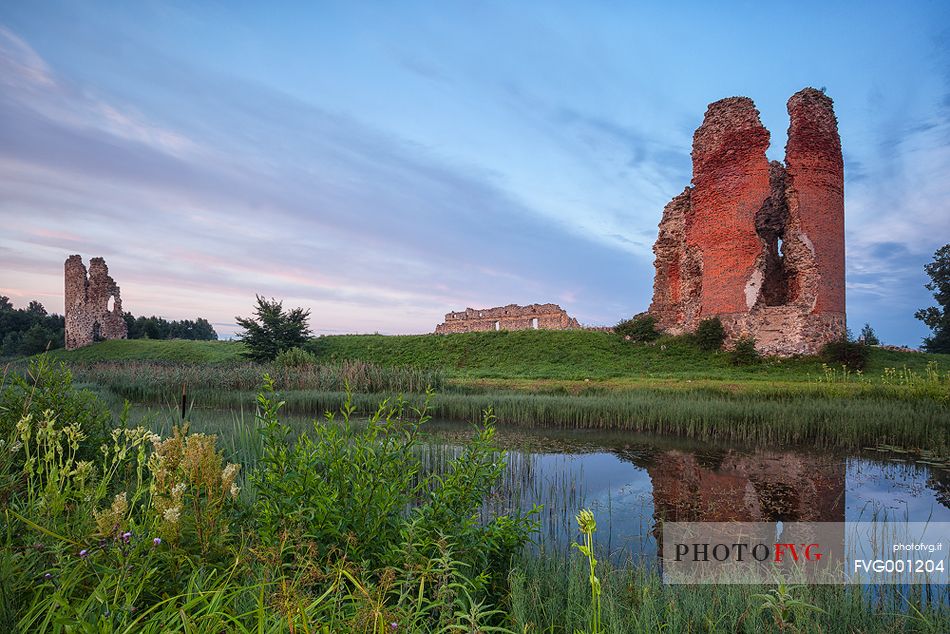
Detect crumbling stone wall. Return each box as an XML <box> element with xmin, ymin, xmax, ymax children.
<box><xmin>649</xmin><ymin>88</ymin><xmax>846</xmax><ymax>355</ymax></box>
<box><xmin>435</xmin><ymin>303</ymin><xmax>581</xmax><ymax>334</ymax></box>
<box><xmin>65</xmin><ymin>255</ymin><xmax>128</xmax><ymax>349</ymax></box>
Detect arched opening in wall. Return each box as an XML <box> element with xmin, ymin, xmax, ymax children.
<box><xmin>531</xmin><ymin>317</ymin><xmax>539</xmax><ymax>329</ymax></box>
<box><xmin>494</xmin><ymin>321</ymin><xmax>500</xmax><ymax>331</ymax></box>
<box><xmin>92</xmin><ymin>322</ymin><xmax>102</xmax><ymax>342</ymax></box>
<box><xmin>107</xmin><ymin>295</ymin><xmax>115</xmax><ymax>312</ymax></box>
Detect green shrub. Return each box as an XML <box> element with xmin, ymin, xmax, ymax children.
<box><xmin>0</xmin><ymin>355</ymin><xmax>111</xmax><ymax>460</ymax></box>
<box><xmin>273</xmin><ymin>346</ymin><xmax>317</xmax><ymax>369</ymax></box>
<box><xmin>695</xmin><ymin>317</ymin><xmax>726</xmax><ymax>351</ymax></box>
<box><xmin>820</xmin><ymin>338</ymin><xmax>870</xmax><ymax>371</ymax></box>
<box><xmin>251</xmin><ymin>376</ymin><xmax>537</xmax><ymax>598</ymax></box>
<box><xmin>235</xmin><ymin>295</ymin><xmax>311</xmax><ymax>361</ymax></box>
<box><xmin>730</xmin><ymin>337</ymin><xmax>760</xmax><ymax>366</ymax></box>
<box><xmin>615</xmin><ymin>314</ymin><xmax>660</xmax><ymax>342</ymax></box>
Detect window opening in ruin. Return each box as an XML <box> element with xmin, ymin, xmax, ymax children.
<box><xmin>107</xmin><ymin>295</ymin><xmax>115</xmax><ymax>312</ymax></box>
<box><xmin>755</xmin><ymin>189</ymin><xmax>791</xmax><ymax>307</ymax></box>
<box><xmin>531</xmin><ymin>317</ymin><xmax>539</xmax><ymax>329</ymax></box>
<box><xmin>92</xmin><ymin>322</ymin><xmax>102</xmax><ymax>342</ymax></box>
<box><xmin>494</xmin><ymin>321</ymin><xmax>500</xmax><ymax>331</ymax></box>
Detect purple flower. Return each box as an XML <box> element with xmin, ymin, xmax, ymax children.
<box><xmin>153</xmin><ymin>537</ymin><xmax>161</xmax><ymax>546</ymax></box>
<box><xmin>122</xmin><ymin>532</ymin><xmax>132</xmax><ymax>543</ymax></box>
<box><xmin>79</xmin><ymin>549</ymin><xmax>88</xmax><ymax>558</ymax></box>
<box><xmin>390</xmin><ymin>623</ymin><xmax>398</xmax><ymax>631</ymax></box>
<box><xmin>43</xmin><ymin>573</ymin><xmax>52</xmax><ymax>579</ymax></box>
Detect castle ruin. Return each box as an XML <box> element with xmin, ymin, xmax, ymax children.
<box><xmin>649</xmin><ymin>88</ymin><xmax>846</xmax><ymax>355</ymax></box>
<box><xmin>435</xmin><ymin>303</ymin><xmax>580</xmax><ymax>334</ymax></box>
<box><xmin>65</xmin><ymin>255</ymin><xmax>128</xmax><ymax>349</ymax></box>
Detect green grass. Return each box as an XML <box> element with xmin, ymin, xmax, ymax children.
<box><xmin>309</xmin><ymin>330</ymin><xmax>950</xmax><ymax>381</ymax></box>
<box><xmin>44</xmin><ymin>338</ymin><xmax>246</xmax><ymax>363</ymax></box>
<box><xmin>509</xmin><ymin>551</ymin><xmax>949</xmax><ymax>633</ymax></box>
<box><xmin>36</xmin><ymin>332</ymin><xmax>950</xmax><ymax>382</ymax></box>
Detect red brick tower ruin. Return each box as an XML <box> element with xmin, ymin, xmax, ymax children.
<box><xmin>649</xmin><ymin>88</ymin><xmax>845</xmax><ymax>355</ymax></box>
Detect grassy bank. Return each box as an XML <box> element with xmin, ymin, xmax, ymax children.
<box><xmin>40</xmin><ymin>332</ymin><xmax>950</xmax><ymax>382</ymax></box>
<box><xmin>21</xmin><ymin>334</ymin><xmax>950</xmax><ymax>450</ymax></box>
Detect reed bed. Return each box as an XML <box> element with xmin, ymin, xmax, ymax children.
<box><xmin>508</xmin><ymin>550</ymin><xmax>949</xmax><ymax>633</ymax></box>
<box><xmin>69</xmin><ymin>359</ymin><xmax>445</xmax><ymax>396</ymax></box>
<box><xmin>124</xmin><ymin>387</ymin><xmax>948</xmax><ymax>451</ymax></box>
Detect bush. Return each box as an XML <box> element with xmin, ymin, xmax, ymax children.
<box><xmin>252</xmin><ymin>376</ymin><xmax>537</xmax><ymax>599</ymax></box>
<box><xmin>235</xmin><ymin>295</ymin><xmax>312</xmax><ymax>361</ymax></box>
<box><xmin>730</xmin><ymin>336</ymin><xmax>760</xmax><ymax>366</ymax></box>
<box><xmin>820</xmin><ymin>338</ymin><xmax>870</xmax><ymax>371</ymax></box>
<box><xmin>273</xmin><ymin>346</ymin><xmax>317</xmax><ymax>369</ymax></box>
<box><xmin>695</xmin><ymin>317</ymin><xmax>726</xmax><ymax>351</ymax></box>
<box><xmin>0</xmin><ymin>355</ymin><xmax>111</xmax><ymax>460</ymax></box>
<box><xmin>615</xmin><ymin>314</ymin><xmax>660</xmax><ymax>342</ymax></box>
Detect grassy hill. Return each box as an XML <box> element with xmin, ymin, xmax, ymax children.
<box><xmin>31</xmin><ymin>330</ymin><xmax>949</xmax><ymax>383</ymax></box>
<box><xmin>42</xmin><ymin>339</ymin><xmax>246</xmax><ymax>364</ymax></box>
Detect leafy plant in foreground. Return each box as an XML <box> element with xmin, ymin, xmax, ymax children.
<box><xmin>572</xmin><ymin>509</ymin><xmax>602</xmax><ymax>634</ymax></box>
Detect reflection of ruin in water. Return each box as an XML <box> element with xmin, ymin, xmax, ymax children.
<box><xmin>615</xmin><ymin>446</ymin><xmax>846</xmax><ymax>561</ymax></box>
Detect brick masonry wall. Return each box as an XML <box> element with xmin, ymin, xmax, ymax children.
<box><xmin>649</xmin><ymin>88</ymin><xmax>846</xmax><ymax>355</ymax></box>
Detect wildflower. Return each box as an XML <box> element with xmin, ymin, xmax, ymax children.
<box><xmin>43</xmin><ymin>573</ymin><xmax>52</xmax><ymax>580</ymax></box>
<box><xmin>79</xmin><ymin>549</ymin><xmax>88</xmax><ymax>558</ymax></box>
<box><xmin>163</xmin><ymin>506</ymin><xmax>181</xmax><ymax>523</ymax></box>
<box><xmin>153</xmin><ymin>537</ymin><xmax>161</xmax><ymax>547</ymax></box>
<box><xmin>122</xmin><ymin>532</ymin><xmax>132</xmax><ymax>543</ymax></box>
<box><xmin>575</xmin><ymin>509</ymin><xmax>597</xmax><ymax>535</ymax></box>
<box><xmin>390</xmin><ymin>623</ymin><xmax>398</xmax><ymax>631</ymax></box>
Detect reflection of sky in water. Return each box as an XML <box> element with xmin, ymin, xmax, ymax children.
<box><xmin>845</xmin><ymin>459</ymin><xmax>949</xmax><ymax>523</ymax></box>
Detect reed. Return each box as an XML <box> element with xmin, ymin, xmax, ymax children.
<box><xmin>120</xmin><ymin>387</ymin><xmax>947</xmax><ymax>451</ymax></box>
<box><xmin>509</xmin><ymin>550</ymin><xmax>949</xmax><ymax>633</ymax></box>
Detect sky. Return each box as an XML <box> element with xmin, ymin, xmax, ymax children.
<box><xmin>0</xmin><ymin>1</ymin><xmax>948</xmax><ymax>344</ymax></box>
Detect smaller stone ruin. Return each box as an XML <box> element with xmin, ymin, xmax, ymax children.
<box><xmin>65</xmin><ymin>255</ymin><xmax>128</xmax><ymax>350</ymax></box>
<box><xmin>435</xmin><ymin>303</ymin><xmax>580</xmax><ymax>334</ymax></box>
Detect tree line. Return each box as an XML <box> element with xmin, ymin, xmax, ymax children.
<box><xmin>0</xmin><ymin>296</ymin><xmax>217</xmax><ymax>357</ymax></box>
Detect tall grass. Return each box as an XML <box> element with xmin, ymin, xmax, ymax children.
<box><xmin>123</xmin><ymin>387</ymin><xmax>948</xmax><ymax>451</ymax></box>
<box><xmin>69</xmin><ymin>359</ymin><xmax>445</xmax><ymax>399</ymax></box>
<box><xmin>509</xmin><ymin>551</ymin><xmax>949</xmax><ymax>633</ymax></box>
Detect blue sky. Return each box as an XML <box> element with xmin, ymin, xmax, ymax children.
<box><xmin>0</xmin><ymin>1</ymin><xmax>948</xmax><ymax>344</ymax></box>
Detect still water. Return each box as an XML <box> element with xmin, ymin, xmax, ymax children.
<box><xmin>420</xmin><ymin>423</ymin><xmax>949</xmax><ymax>561</ymax></box>
<box><xmin>149</xmin><ymin>407</ymin><xmax>949</xmax><ymax>562</ymax></box>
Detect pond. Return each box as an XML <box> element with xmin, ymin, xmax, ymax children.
<box><xmin>421</xmin><ymin>423</ymin><xmax>949</xmax><ymax>561</ymax></box>
<box><xmin>142</xmin><ymin>406</ymin><xmax>949</xmax><ymax>563</ymax></box>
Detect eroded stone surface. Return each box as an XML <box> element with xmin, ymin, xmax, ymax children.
<box><xmin>435</xmin><ymin>303</ymin><xmax>580</xmax><ymax>334</ymax></box>
<box><xmin>649</xmin><ymin>88</ymin><xmax>845</xmax><ymax>355</ymax></box>
<box><xmin>65</xmin><ymin>255</ymin><xmax>128</xmax><ymax>349</ymax></box>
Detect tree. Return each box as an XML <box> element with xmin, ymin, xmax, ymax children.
<box><xmin>858</xmin><ymin>323</ymin><xmax>880</xmax><ymax>346</ymax></box>
<box><xmin>915</xmin><ymin>244</ymin><xmax>950</xmax><ymax>353</ymax></box>
<box><xmin>235</xmin><ymin>295</ymin><xmax>312</xmax><ymax>361</ymax></box>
